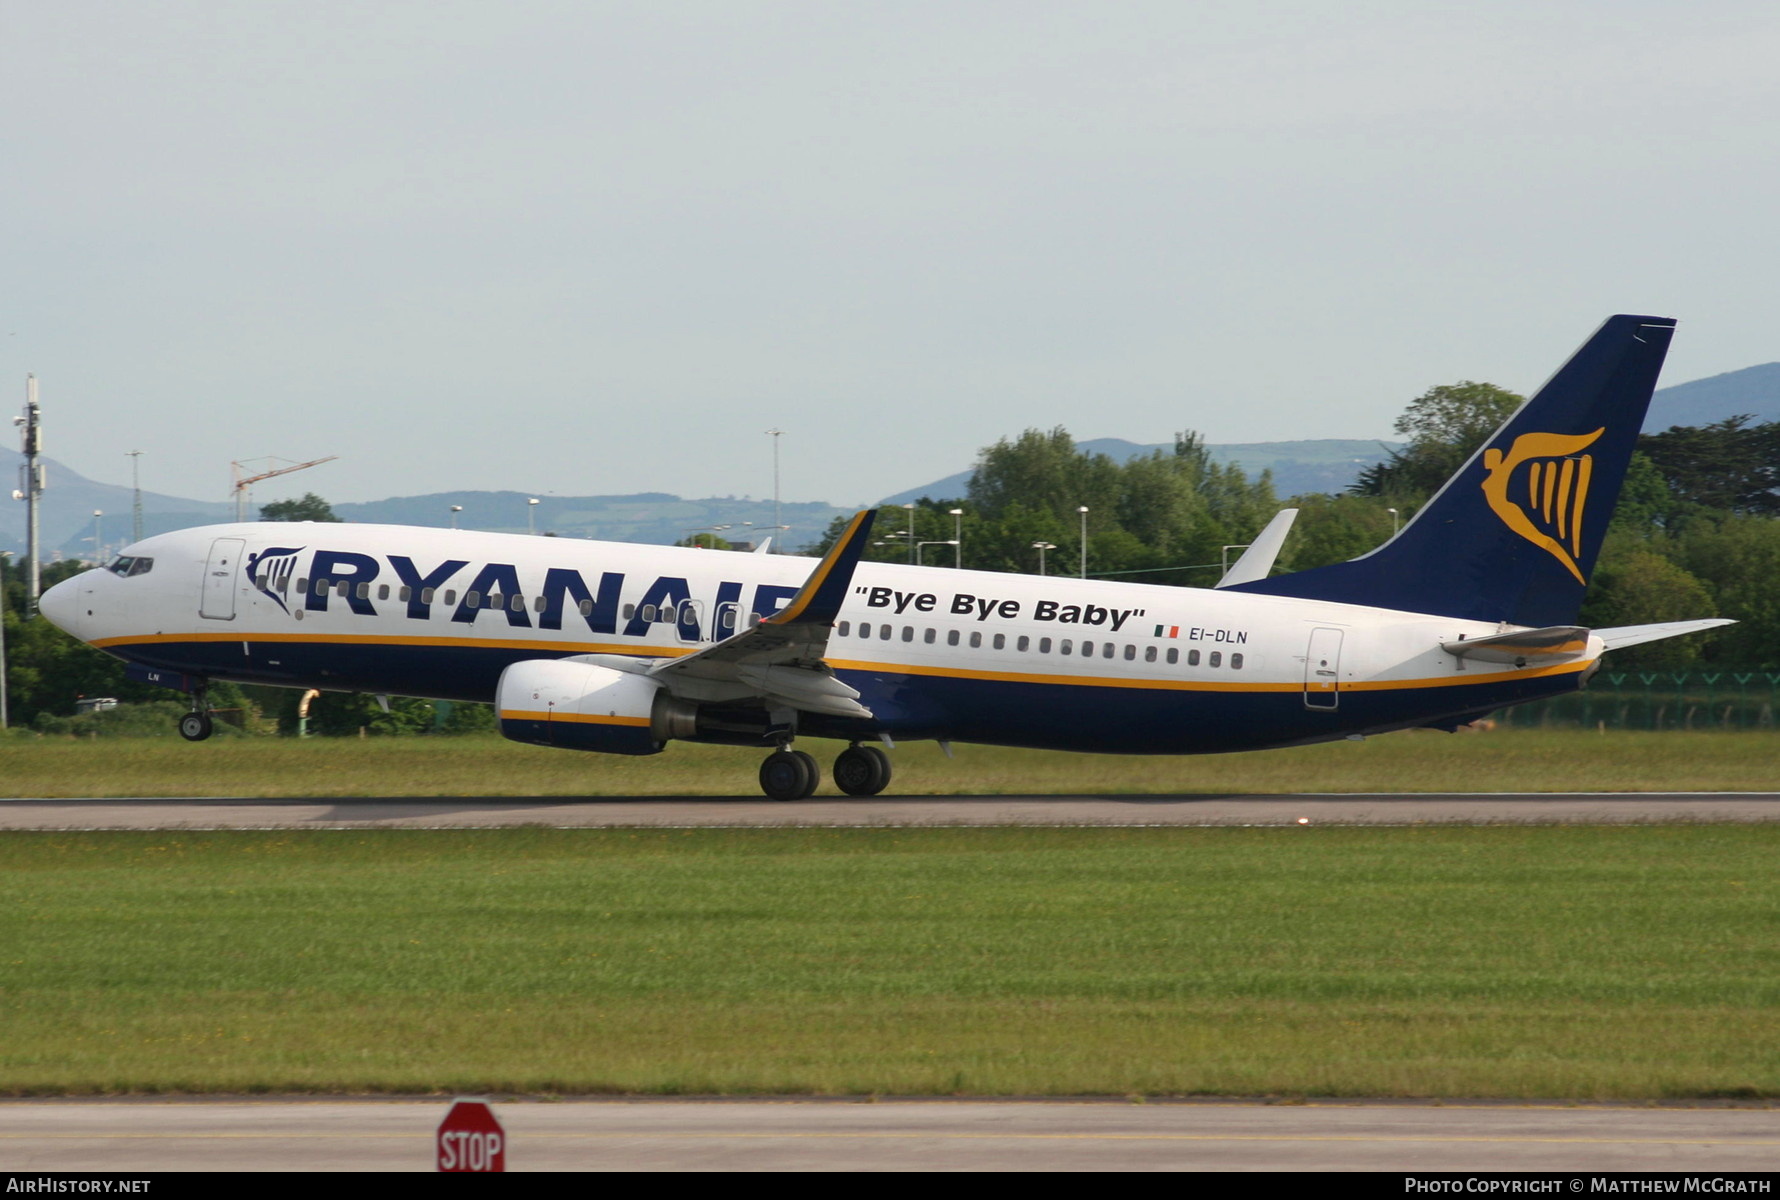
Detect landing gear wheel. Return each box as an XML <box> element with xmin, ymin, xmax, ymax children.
<box><xmin>833</xmin><ymin>745</ymin><xmax>892</xmax><ymax>797</ymax></box>
<box><xmin>789</xmin><ymin>750</ymin><xmax>820</xmax><ymax>799</ymax></box>
<box><xmin>759</xmin><ymin>750</ymin><xmax>819</xmax><ymax>801</ymax></box>
<box><xmin>178</xmin><ymin>711</ymin><xmax>214</xmax><ymax>742</ymax></box>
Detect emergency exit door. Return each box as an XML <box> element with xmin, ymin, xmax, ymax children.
<box><xmin>200</xmin><ymin>537</ymin><xmax>244</xmax><ymax>620</ymax></box>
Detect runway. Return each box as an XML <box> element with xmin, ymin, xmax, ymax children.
<box><xmin>1</xmin><ymin>1098</ymin><xmax>1776</xmax><ymax>1172</ymax></box>
<box><xmin>2</xmin><ymin>792</ymin><xmax>1779</xmax><ymax>829</ymax></box>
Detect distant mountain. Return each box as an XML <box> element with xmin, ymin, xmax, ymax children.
<box><xmin>879</xmin><ymin>438</ymin><xmax>1406</xmax><ymax>505</ymax></box>
<box><xmin>1644</xmin><ymin>363</ymin><xmax>1780</xmax><ymax>429</ymax></box>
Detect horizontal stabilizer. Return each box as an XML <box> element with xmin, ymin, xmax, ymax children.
<box><xmin>1215</xmin><ymin>508</ymin><xmax>1299</xmax><ymax>588</ymax></box>
<box><xmin>1441</xmin><ymin>626</ymin><xmax>1590</xmax><ymax>665</ymax></box>
<box><xmin>1596</xmin><ymin>618</ymin><xmax>1735</xmax><ymax>650</ymax></box>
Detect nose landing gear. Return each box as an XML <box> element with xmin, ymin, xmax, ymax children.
<box><xmin>177</xmin><ymin>684</ymin><xmax>214</xmax><ymax>742</ymax></box>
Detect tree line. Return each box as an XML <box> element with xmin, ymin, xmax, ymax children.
<box><xmin>7</xmin><ymin>386</ymin><xmax>1780</xmax><ymax>731</ymax></box>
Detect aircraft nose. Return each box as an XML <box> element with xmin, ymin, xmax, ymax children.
<box><xmin>37</xmin><ymin>574</ymin><xmax>84</xmax><ymax>639</ymax></box>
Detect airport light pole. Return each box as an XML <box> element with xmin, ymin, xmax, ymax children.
<box><xmin>915</xmin><ymin>540</ymin><xmax>957</xmax><ymax>566</ymax></box>
<box><xmin>1387</xmin><ymin>507</ymin><xmax>1400</xmax><ymax>537</ymax></box>
<box><xmin>127</xmin><ymin>451</ymin><xmax>143</xmax><ymax>542</ymax></box>
<box><xmin>765</xmin><ymin>428</ymin><xmax>783</xmax><ymax>552</ymax></box>
<box><xmin>902</xmin><ymin>504</ymin><xmax>916</xmax><ymax>565</ymax></box>
<box><xmin>1077</xmin><ymin>506</ymin><xmax>1089</xmax><ymax>579</ymax></box>
<box><xmin>527</xmin><ymin>498</ymin><xmax>539</xmax><ymax>535</ymax></box>
<box><xmin>449</xmin><ymin>505</ymin><xmax>462</xmax><ymax>529</ymax></box>
<box><xmin>949</xmin><ymin>508</ymin><xmax>964</xmax><ymax>567</ymax></box>
<box><xmin>92</xmin><ymin>511</ymin><xmax>103</xmax><ymax>565</ymax></box>
<box><xmin>0</xmin><ymin>551</ymin><xmax>10</xmax><ymax>729</ymax></box>
<box><xmin>1032</xmin><ymin>541</ymin><xmax>1056</xmax><ymax>576</ymax></box>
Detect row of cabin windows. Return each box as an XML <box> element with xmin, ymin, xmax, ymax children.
<box><xmin>274</xmin><ymin>577</ymin><xmax>759</xmax><ymax>628</ymax></box>
<box><xmin>834</xmin><ymin>620</ymin><xmax>1243</xmax><ymax>669</ymax></box>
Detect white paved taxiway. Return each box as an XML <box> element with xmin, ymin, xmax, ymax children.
<box><xmin>1</xmin><ymin>1099</ymin><xmax>1776</xmax><ymax>1172</ymax></box>
<box><xmin>2</xmin><ymin>792</ymin><xmax>1779</xmax><ymax>828</ymax></box>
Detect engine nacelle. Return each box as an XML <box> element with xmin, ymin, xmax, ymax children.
<box><xmin>496</xmin><ymin>659</ymin><xmax>697</xmax><ymax>756</ymax></box>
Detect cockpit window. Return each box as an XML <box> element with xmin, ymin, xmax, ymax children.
<box><xmin>107</xmin><ymin>556</ymin><xmax>154</xmax><ymax>577</ymax></box>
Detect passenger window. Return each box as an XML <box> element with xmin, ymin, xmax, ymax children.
<box><xmin>1081</xmin><ymin>640</ymin><xmax>1093</xmax><ymax>656</ymax></box>
<box><xmin>466</xmin><ymin>590</ymin><xmax>482</xmax><ymax>608</ymax></box>
<box><xmin>1103</xmin><ymin>643</ymin><xmax>1115</xmax><ymax>659</ymax></box>
<box><xmin>900</xmin><ymin>625</ymin><xmax>913</xmax><ymax>642</ymax></box>
<box><xmin>1165</xmin><ymin>648</ymin><xmax>1178</xmax><ymax>665</ymax></box>
<box><xmin>947</xmin><ymin>630</ymin><xmax>960</xmax><ymax>646</ymax></box>
<box><xmin>1016</xmin><ymin>635</ymin><xmax>1029</xmax><ymax>652</ymax></box>
<box><xmin>398</xmin><ymin>586</ymin><xmax>412</xmax><ymax>602</ymax></box>
<box><xmin>297</xmin><ymin>577</ymin><xmax>309</xmax><ymax>593</ymax></box>
<box><xmin>623</xmin><ymin>604</ymin><xmax>636</xmax><ymax>619</ymax></box>
<box><xmin>1145</xmin><ymin>646</ymin><xmax>1157</xmax><ymax>663</ymax></box>
<box><xmin>879</xmin><ymin>624</ymin><xmax>892</xmax><ymax>639</ymax></box>
<box><xmin>338</xmin><ymin>581</ymin><xmax>352</xmax><ymax>598</ymax></box>
<box><xmin>1187</xmin><ymin>649</ymin><xmax>1200</xmax><ymax>665</ymax></box>
<box><xmin>534</xmin><ymin>596</ymin><xmax>546</xmax><ymax>611</ymax></box>
<box><xmin>443</xmin><ymin>589</ymin><xmax>457</xmax><ymax>605</ymax></box>
<box><xmin>1039</xmin><ymin>637</ymin><xmax>1051</xmax><ymax>653</ymax></box>
<box><xmin>1231</xmin><ymin>653</ymin><xmax>1244</xmax><ymax>670</ymax></box>
<box><xmin>661</xmin><ymin>605</ymin><xmax>675</xmax><ymax>623</ymax></box>
<box><xmin>838</xmin><ymin>621</ymin><xmax>850</xmax><ymax>636</ymax></box>
<box><xmin>579</xmin><ymin>599</ymin><xmax>594</xmax><ymax>616</ymax></box>
<box><xmin>314</xmin><ymin>578</ymin><xmax>330</xmax><ymax>593</ymax></box>
<box><xmin>1209</xmin><ymin>651</ymin><xmax>1222</xmax><ymax>668</ymax></box>
<box><xmin>992</xmin><ymin>633</ymin><xmax>1005</xmax><ymax>650</ymax></box>
<box><xmin>1123</xmin><ymin>644</ymin><xmax>1135</xmax><ymax>661</ymax></box>
<box><xmin>356</xmin><ymin>583</ymin><xmax>370</xmax><ymax>600</ymax></box>
<box><xmin>511</xmin><ymin>595</ymin><xmax>525</xmax><ymax>612</ymax></box>
<box><xmin>859</xmin><ymin>622</ymin><xmax>871</xmax><ymax>638</ymax></box>
<box><xmin>1061</xmin><ymin>639</ymin><xmax>1072</xmax><ymax>655</ymax></box>
<box><xmin>969</xmin><ymin>632</ymin><xmax>982</xmax><ymax>648</ymax></box>
<box><xmin>419</xmin><ymin>587</ymin><xmax>433</xmax><ymax>604</ymax></box>
<box><xmin>923</xmin><ymin>628</ymin><xmax>935</xmax><ymax>644</ymax></box>
<box><xmin>377</xmin><ymin>584</ymin><xmax>389</xmax><ymax>601</ymax></box>
<box><xmin>642</xmin><ymin>604</ymin><xmax>658</xmax><ymax>622</ymax></box>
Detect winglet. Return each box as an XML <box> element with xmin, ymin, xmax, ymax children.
<box><xmin>765</xmin><ymin>509</ymin><xmax>877</xmax><ymax>627</ymax></box>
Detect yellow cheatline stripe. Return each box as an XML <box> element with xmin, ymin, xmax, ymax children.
<box><xmin>92</xmin><ymin>631</ymin><xmax>686</xmax><ymax>659</ymax></box>
<box><xmin>769</xmin><ymin>510</ymin><xmax>870</xmax><ymax>626</ymax></box>
<box><xmin>94</xmin><ymin>632</ymin><xmax>1593</xmax><ymax>697</ymax></box>
<box><xmin>825</xmin><ymin>657</ymin><xmax>1592</xmax><ymax>695</ymax></box>
<box><xmin>498</xmin><ymin>709</ymin><xmax>650</xmax><ymax>727</ymax></box>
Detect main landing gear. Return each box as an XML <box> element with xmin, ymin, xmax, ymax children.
<box><xmin>758</xmin><ymin>743</ymin><xmax>893</xmax><ymax>801</ymax></box>
<box><xmin>177</xmin><ymin>684</ymin><xmax>214</xmax><ymax>742</ymax></box>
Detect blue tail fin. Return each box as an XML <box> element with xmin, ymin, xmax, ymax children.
<box><xmin>1230</xmin><ymin>315</ymin><xmax>1676</xmax><ymax>626</ymax></box>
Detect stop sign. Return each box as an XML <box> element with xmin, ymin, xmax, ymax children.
<box><xmin>437</xmin><ymin>1098</ymin><xmax>506</xmax><ymax>1172</ymax></box>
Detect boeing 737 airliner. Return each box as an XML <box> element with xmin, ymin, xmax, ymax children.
<box><xmin>40</xmin><ymin>316</ymin><xmax>1728</xmax><ymax>799</ymax></box>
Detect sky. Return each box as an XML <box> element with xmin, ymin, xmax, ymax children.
<box><xmin>4</xmin><ymin>1</ymin><xmax>1778</xmax><ymax>510</ymax></box>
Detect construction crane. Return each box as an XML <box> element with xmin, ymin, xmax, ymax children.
<box><xmin>231</xmin><ymin>455</ymin><xmax>339</xmax><ymax>521</ymax></box>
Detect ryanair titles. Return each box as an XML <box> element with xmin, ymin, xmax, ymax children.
<box><xmin>258</xmin><ymin>548</ymin><xmax>803</xmax><ymax>640</ymax></box>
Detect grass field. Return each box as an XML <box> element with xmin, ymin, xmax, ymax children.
<box><xmin>2</xmin><ymin>826</ymin><xmax>1775</xmax><ymax>1098</ymax></box>
<box><xmin>2</xmin><ymin>728</ymin><xmax>1779</xmax><ymax>797</ymax></box>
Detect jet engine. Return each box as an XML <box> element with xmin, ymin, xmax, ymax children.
<box><xmin>496</xmin><ymin>658</ymin><xmax>697</xmax><ymax>756</ymax></box>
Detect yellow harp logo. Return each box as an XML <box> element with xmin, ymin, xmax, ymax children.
<box><xmin>1480</xmin><ymin>427</ymin><xmax>1605</xmax><ymax>584</ymax></box>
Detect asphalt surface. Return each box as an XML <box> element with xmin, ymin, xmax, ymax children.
<box><xmin>1</xmin><ymin>1099</ymin><xmax>1776</xmax><ymax>1172</ymax></box>
<box><xmin>2</xmin><ymin>792</ymin><xmax>1779</xmax><ymax>828</ymax></box>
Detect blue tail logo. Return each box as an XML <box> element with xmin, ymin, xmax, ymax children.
<box><xmin>1480</xmin><ymin>427</ymin><xmax>1603</xmax><ymax>585</ymax></box>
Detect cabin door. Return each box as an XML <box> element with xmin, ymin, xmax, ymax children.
<box><xmin>200</xmin><ymin>537</ymin><xmax>245</xmax><ymax>621</ymax></box>
<box><xmin>1303</xmin><ymin>627</ymin><xmax>1344</xmax><ymax>710</ymax></box>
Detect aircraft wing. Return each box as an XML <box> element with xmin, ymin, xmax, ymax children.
<box><xmin>579</xmin><ymin>509</ymin><xmax>878</xmax><ymax>719</ymax></box>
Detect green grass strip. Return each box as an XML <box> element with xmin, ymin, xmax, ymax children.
<box><xmin>2</xmin><ymin>826</ymin><xmax>1776</xmax><ymax>1098</ymax></box>
<box><xmin>5</xmin><ymin>728</ymin><xmax>1780</xmax><ymax>796</ymax></box>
